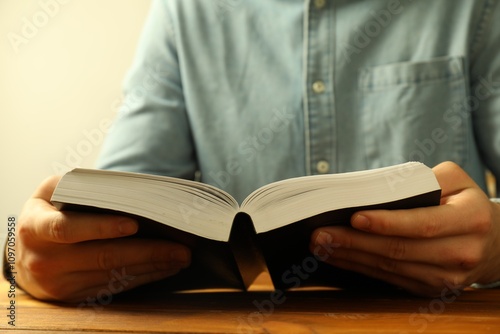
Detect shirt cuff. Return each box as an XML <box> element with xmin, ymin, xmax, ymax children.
<box><xmin>470</xmin><ymin>281</ymin><xmax>500</xmax><ymax>289</ymax></box>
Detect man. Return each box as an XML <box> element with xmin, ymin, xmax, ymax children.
<box><xmin>11</xmin><ymin>0</ymin><xmax>500</xmax><ymax>302</ymax></box>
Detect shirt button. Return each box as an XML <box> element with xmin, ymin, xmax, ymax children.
<box><xmin>316</xmin><ymin>160</ymin><xmax>330</xmax><ymax>174</ymax></box>
<box><xmin>314</xmin><ymin>0</ymin><xmax>326</xmax><ymax>9</ymax></box>
<box><xmin>312</xmin><ymin>81</ymin><xmax>325</xmax><ymax>94</ymax></box>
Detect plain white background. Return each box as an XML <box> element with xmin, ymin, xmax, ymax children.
<box><xmin>0</xmin><ymin>0</ymin><xmax>152</xmax><ymax>239</ymax></box>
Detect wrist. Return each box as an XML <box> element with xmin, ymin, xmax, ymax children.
<box><xmin>472</xmin><ymin>198</ymin><xmax>500</xmax><ymax>289</ymax></box>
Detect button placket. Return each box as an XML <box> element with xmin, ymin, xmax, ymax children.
<box><xmin>305</xmin><ymin>0</ymin><xmax>335</xmax><ymax>175</ymax></box>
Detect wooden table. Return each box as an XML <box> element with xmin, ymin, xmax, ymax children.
<box><xmin>1</xmin><ymin>278</ymin><xmax>499</xmax><ymax>333</ymax></box>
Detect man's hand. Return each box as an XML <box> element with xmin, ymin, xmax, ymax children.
<box><xmin>13</xmin><ymin>176</ymin><xmax>191</xmax><ymax>303</ymax></box>
<box><xmin>311</xmin><ymin>161</ymin><xmax>500</xmax><ymax>297</ymax></box>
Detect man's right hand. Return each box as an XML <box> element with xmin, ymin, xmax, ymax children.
<box><xmin>12</xmin><ymin>175</ymin><xmax>191</xmax><ymax>303</ymax></box>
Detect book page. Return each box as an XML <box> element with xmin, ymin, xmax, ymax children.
<box><xmin>51</xmin><ymin>168</ymin><xmax>240</xmax><ymax>241</ymax></box>
<box><xmin>240</xmin><ymin>162</ymin><xmax>441</xmax><ymax>233</ymax></box>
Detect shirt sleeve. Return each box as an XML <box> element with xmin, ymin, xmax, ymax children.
<box><xmin>470</xmin><ymin>1</ymin><xmax>500</xmax><ymax>190</ymax></box>
<box><xmin>96</xmin><ymin>0</ymin><xmax>198</xmax><ymax>179</ymax></box>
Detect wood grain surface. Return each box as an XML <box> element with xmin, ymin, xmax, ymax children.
<box><xmin>1</xmin><ymin>278</ymin><xmax>499</xmax><ymax>333</ymax></box>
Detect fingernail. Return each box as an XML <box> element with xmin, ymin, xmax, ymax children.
<box><xmin>352</xmin><ymin>214</ymin><xmax>370</xmax><ymax>231</ymax></box>
<box><xmin>315</xmin><ymin>231</ymin><xmax>332</xmax><ymax>246</ymax></box>
<box><xmin>118</xmin><ymin>218</ymin><xmax>138</xmax><ymax>235</ymax></box>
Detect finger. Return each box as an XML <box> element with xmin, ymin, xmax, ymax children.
<box><xmin>31</xmin><ymin>175</ymin><xmax>62</xmax><ymax>201</ymax></box>
<box><xmin>312</xmin><ymin>227</ymin><xmax>481</xmax><ymax>268</ymax></box>
<box><xmin>25</xmin><ymin>238</ymin><xmax>190</xmax><ymax>275</ymax></box>
<box><xmin>350</xmin><ymin>163</ymin><xmax>491</xmax><ymax>238</ymax></box>
<box><xmin>73</xmin><ymin>264</ymin><xmax>184</xmax><ymax>295</ymax></box>
<box><xmin>432</xmin><ymin>161</ymin><xmax>477</xmax><ymax>198</ymax></box>
<box><xmin>351</xmin><ymin>191</ymin><xmax>490</xmax><ymax>238</ymax></box>
<box><xmin>24</xmin><ymin>238</ymin><xmax>191</xmax><ymax>302</ymax></box>
<box><xmin>28</xmin><ymin>201</ymin><xmax>139</xmax><ymax>244</ymax></box>
<box><xmin>319</xmin><ymin>246</ymin><xmax>466</xmax><ymax>291</ymax></box>
<box><xmin>351</xmin><ymin>206</ymin><xmax>459</xmax><ymax>238</ymax></box>
<box><xmin>74</xmin><ymin>238</ymin><xmax>191</xmax><ymax>272</ymax></box>
<box><xmin>22</xmin><ymin>176</ymin><xmax>139</xmax><ymax>243</ymax></box>
<box><xmin>323</xmin><ymin>257</ymin><xmax>457</xmax><ymax>297</ymax></box>
<box><xmin>49</xmin><ymin>268</ymin><xmax>180</xmax><ymax>303</ymax></box>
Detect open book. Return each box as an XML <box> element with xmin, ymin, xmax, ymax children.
<box><xmin>51</xmin><ymin>162</ymin><xmax>441</xmax><ymax>291</ymax></box>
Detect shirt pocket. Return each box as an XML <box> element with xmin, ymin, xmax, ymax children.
<box><xmin>358</xmin><ymin>56</ymin><xmax>469</xmax><ymax>169</ymax></box>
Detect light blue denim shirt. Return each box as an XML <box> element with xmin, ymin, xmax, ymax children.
<box><xmin>97</xmin><ymin>0</ymin><xmax>500</xmax><ymax>204</ymax></box>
